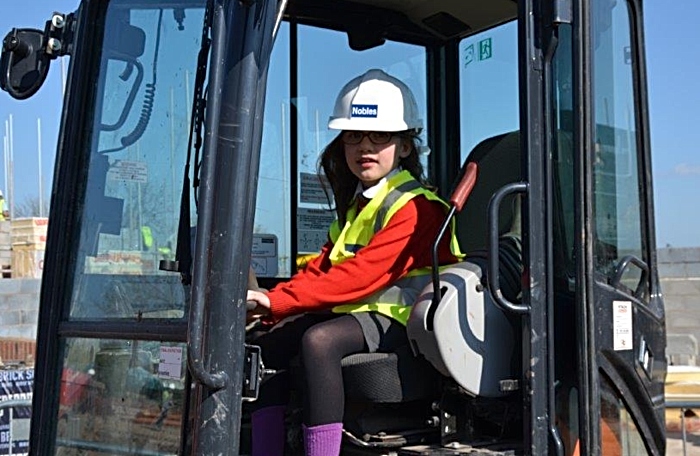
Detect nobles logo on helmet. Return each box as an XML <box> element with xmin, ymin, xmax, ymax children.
<box><xmin>351</xmin><ymin>104</ymin><xmax>378</xmax><ymax>118</ymax></box>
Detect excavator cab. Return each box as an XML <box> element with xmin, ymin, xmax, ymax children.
<box><xmin>1</xmin><ymin>0</ymin><xmax>666</xmax><ymax>454</ymax></box>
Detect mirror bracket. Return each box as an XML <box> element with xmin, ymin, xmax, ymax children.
<box><xmin>1</xmin><ymin>12</ymin><xmax>73</xmax><ymax>100</ymax></box>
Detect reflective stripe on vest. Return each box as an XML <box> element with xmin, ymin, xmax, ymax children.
<box><xmin>327</xmin><ymin>170</ymin><xmax>463</xmax><ymax>325</ymax></box>
<box><xmin>332</xmin><ymin>273</ymin><xmax>433</xmax><ymax>325</ymax></box>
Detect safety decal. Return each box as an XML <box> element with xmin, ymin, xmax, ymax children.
<box><xmin>613</xmin><ymin>300</ymin><xmax>633</xmax><ymax>351</ymax></box>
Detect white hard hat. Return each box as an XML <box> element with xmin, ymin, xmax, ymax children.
<box><xmin>328</xmin><ymin>69</ymin><xmax>422</xmax><ymax>132</ymax></box>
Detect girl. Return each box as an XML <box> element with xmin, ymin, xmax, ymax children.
<box><xmin>246</xmin><ymin>68</ymin><xmax>463</xmax><ymax>456</ymax></box>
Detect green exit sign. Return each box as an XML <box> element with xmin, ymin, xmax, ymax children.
<box><xmin>464</xmin><ymin>37</ymin><xmax>493</xmax><ymax>67</ymax></box>
<box><xmin>479</xmin><ymin>38</ymin><xmax>492</xmax><ymax>60</ymax></box>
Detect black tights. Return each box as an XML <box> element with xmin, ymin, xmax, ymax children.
<box><xmin>252</xmin><ymin>313</ymin><xmax>366</xmax><ymax>426</ymax></box>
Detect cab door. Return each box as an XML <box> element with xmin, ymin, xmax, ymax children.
<box><xmin>574</xmin><ymin>0</ymin><xmax>666</xmax><ymax>454</ymax></box>
<box><xmin>30</xmin><ymin>1</ymin><xmax>206</xmax><ymax>454</ymax></box>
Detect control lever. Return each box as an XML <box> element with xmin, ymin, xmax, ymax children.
<box><xmin>428</xmin><ymin>162</ymin><xmax>478</xmax><ymax>317</ymax></box>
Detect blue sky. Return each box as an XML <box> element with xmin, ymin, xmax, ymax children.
<box><xmin>1</xmin><ymin>1</ymin><xmax>698</xmax><ymax>248</ymax></box>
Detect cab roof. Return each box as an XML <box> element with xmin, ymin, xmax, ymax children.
<box><xmin>285</xmin><ymin>0</ymin><xmax>518</xmax><ymax>47</ymax></box>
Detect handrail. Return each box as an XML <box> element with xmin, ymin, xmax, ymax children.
<box><xmin>487</xmin><ymin>182</ymin><xmax>529</xmax><ymax>314</ymax></box>
<box><xmin>185</xmin><ymin>0</ymin><xmax>228</xmax><ymax>391</ymax></box>
<box><xmin>610</xmin><ymin>254</ymin><xmax>649</xmax><ymax>300</ymax></box>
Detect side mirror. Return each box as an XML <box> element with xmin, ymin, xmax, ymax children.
<box><xmin>0</xmin><ymin>28</ymin><xmax>52</xmax><ymax>100</ymax></box>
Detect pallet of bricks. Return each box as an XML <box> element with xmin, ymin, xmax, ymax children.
<box><xmin>0</xmin><ymin>338</ymin><xmax>36</xmax><ymax>367</ymax></box>
<box><xmin>11</xmin><ymin>217</ymin><xmax>47</xmax><ymax>279</ymax></box>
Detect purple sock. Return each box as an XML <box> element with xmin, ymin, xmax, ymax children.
<box><xmin>251</xmin><ymin>405</ymin><xmax>286</xmax><ymax>456</ymax></box>
<box><xmin>303</xmin><ymin>422</ymin><xmax>343</xmax><ymax>456</ymax></box>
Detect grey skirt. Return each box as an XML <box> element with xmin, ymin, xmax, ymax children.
<box><xmin>350</xmin><ymin>311</ymin><xmax>408</xmax><ymax>353</ymax></box>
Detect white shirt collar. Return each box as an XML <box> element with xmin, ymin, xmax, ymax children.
<box><xmin>354</xmin><ymin>169</ymin><xmax>401</xmax><ymax>200</ymax></box>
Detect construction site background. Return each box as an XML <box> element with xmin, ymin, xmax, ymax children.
<box><xmin>0</xmin><ymin>218</ymin><xmax>46</xmax><ymax>281</ymax></box>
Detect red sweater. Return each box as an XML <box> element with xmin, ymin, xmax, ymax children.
<box><xmin>267</xmin><ymin>195</ymin><xmax>460</xmax><ymax>322</ymax></box>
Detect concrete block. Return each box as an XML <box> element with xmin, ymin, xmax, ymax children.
<box><xmin>0</xmin><ymin>279</ymin><xmax>22</xmax><ymax>295</ymax></box>
<box><xmin>657</xmin><ymin>248</ymin><xmax>681</xmax><ymax>264</ymax></box>
<box><xmin>663</xmin><ymin>295</ymin><xmax>700</xmax><ymax>310</ymax></box>
<box><xmin>667</xmin><ymin>333</ymin><xmax>698</xmax><ymax>356</ymax></box>
<box><xmin>683</xmin><ymin>263</ymin><xmax>700</xmax><ymax>277</ymax></box>
<box><xmin>658</xmin><ymin>247</ymin><xmax>700</xmax><ymax>264</ymax></box>
<box><xmin>658</xmin><ymin>263</ymin><xmax>686</xmax><ymax>278</ymax></box>
<box><xmin>666</xmin><ymin>314</ymin><xmax>700</xmax><ymax>339</ymax></box>
<box><xmin>663</xmin><ymin>299</ymin><xmax>690</xmax><ymax>311</ymax></box>
<box><xmin>665</xmin><ymin>306</ymin><xmax>700</xmax><ymax>320</ymax></box>
<box><xmin>18</xmin><ymin>278</ymin><xmax>41</xmax><ymax>294</ymax></box>
<box><xmin>0</xmin><ymin>293</ymin><xmax>38</xmax><ymax>312</ymax></box>
<box><xmin>0</xmin><ymin>310</ymin><xmax>21</xmax><ymax>327</ymax></box>
<box><xmin>666</xmin><ymin>298</ymin><xmax>700</xmax><ymax>318</ymax></box>
<box><xmin>660</xmin><ymin>279</ymin><xmax>700</xmax><ymax>296</ymax></box>
<box><xmin>657</xmin><ymin>249</ymin><xmax>673</xmax><ymax>264</ymax></box>
<box><xmin>671</xmin><ymin>247</ymin><xmax>700</xmax><ymax>263</ymax></box>
<box><xmin>20</xmin><ymin>309</ymin><xmax>38</xmax><ymax>326</ymax></box>
<box><xmin>0</xmin><ymin>296</ymin><xmax>12</xmax><ymax>313</ymax></box>
<box><xmin>680</xmin><ymin>247</ymin><xmax>700</xmax><ymax>262</ymax></box>
<box><xmin>1</xmin><ymin>324</ymin><xmax>37</xmax><ymax>339</ymax></box>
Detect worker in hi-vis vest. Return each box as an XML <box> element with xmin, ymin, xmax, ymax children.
<box><xmin>140</xmin><ymin>225</ymin><xmax>153</xmax><ymax>251</ymax></box>
<box><xmin>245</xmin><ymin>68</ymin><xmax>463</xmax><ymax>456</ymax></box>
<box><xmin>0</xmin><ymin>190</ymin><xmax>7</xmax><ymax>221</ymax></box>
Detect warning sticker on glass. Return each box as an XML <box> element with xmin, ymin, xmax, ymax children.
<box><xmin>251</xmin><ymin>234</ymin><xmax>278</xmax><ymax>277</ymax></box>
<box><xmin>300</xmin><ymin>172</ymin><xmax>332</xmax><ymax>205</ymax></box>
<box><xmin>613</xmin><ymin>300</ymin><xmax>633</xmax><ymax>351</ymax></box>
<box><xmin>158</xmin><ymin>346</ymin><xmax>183</xmax><ymax>380</ymax></box>
<box><xmin>298</xmin><ymin>208</ymin><xmax>335</xmax><ymax>230</ymax></box>
<box><xmin>297</xmin><ymin>208</ymin><xmax>335</xmax><ymax>253</ymax></box>
<box><xmin>107</xmin><ymin>160</ymin><xmax>148</xmax><ymax>183</ymax></box>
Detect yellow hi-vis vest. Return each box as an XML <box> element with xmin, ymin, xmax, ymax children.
<box><xmin>329</xmin><ymin>170</ymin><xmax>463</xmax><ymax>325</ymax></box>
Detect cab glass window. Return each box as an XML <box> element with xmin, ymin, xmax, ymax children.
<box><xmin>591</xmin><ymin>0</ymin><xmax>648</xmax><ymax>296</ymax></box>
<box><xmin>459</xmin><ymin>20</ymin><xmax>519</xmax><ymax>161</ymax></box>
<box><xmin>253</xmin><ymin>22</ymin><xmax>291</xmax><ymax>277</ymax></box>
<box><xmin>56</xmin><ymin>339</ymin><xmax>187</xmax><ymax>454</ymax></box>
<box><xmin>69</xmin><ymin>2</ymin><xmax>206</xmax><ymax>319</ymax></box>
<box><xmin>599</xmin><ymin>374</ymin><xmax>649</xmax><ymax>454</ymax></box>
<box><xmin>457</xmin><ymin>21</ymin><xmax>520</xmax><ymax>255</ymax></box>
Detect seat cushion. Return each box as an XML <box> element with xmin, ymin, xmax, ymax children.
<box><xmin>341</xmin><ymin>344</ymin><xmax>439</xmax><ymax>403</ymax></box>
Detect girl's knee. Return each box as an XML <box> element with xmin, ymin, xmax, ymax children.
<box><xmin>300</xmin><ymin>324</ymin><xmax>333</xmax><ymax>359</ymax></box>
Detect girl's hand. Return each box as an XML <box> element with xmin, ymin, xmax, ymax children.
<box><xmin>246</xmin><ymin>289</ymin><xmax>271</xmax><ymax>322</ymax></box>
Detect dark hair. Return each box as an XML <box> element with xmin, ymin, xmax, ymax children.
<box><xmin>318</xmin><ymin>129</ymin><xmax>429</xmax><ymax>225</ymax></box>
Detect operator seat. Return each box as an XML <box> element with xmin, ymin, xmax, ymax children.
<box><xmin>407</xmin><ymin>131</ymin><xmax>522</xmax><ymax>398</ymax></box>
<box><xmin>341</xmin><ymin>131</ymin><xmax>523</xmax><ymax>402</ymax></box>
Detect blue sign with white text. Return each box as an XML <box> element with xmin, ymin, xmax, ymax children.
<box><xmin>351</xmin><ymin>104</ymin><xmax>378</xmax><ymax>118</ymax></box>
<box><xmin>0</xmin><ymin>368</ymin><xmax>33</xmax><ymax>456</ymax></box>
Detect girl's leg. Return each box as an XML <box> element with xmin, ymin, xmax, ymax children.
<box><xmin>252</xmin><ymin>313</ymin><xmax>337</xmax><ymax>408</ymax></box>
<box><xmin>250</xmin><ymin>313</ymin><xmax>336</xmax><ymax>456</ymax></box>
<box><xmin>299</xmin><ymin>315</ymin><xmax>367</xmax><ymax>456</ymax></box>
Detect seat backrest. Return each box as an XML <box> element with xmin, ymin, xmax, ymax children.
<box><xmin>406</xmin><ymin>131</ymin><xmax>523</xmax><ymax>398</ymax></box>
<box><xmin>457</xmin><ymin>131</ymin><xmax>522</xmax><ymax>255</ymax></box>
